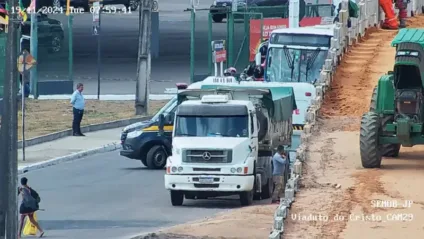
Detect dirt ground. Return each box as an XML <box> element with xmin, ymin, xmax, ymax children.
<box><xmin>145</xmin><ymin>16</ymin><xmax>424</xmax><ymax>239</ymax></box>
<box><xmin>283</xmin><ymin>16</ymin><xmax>424</xmax><ymax>239</ymax></box>
<box><xmin>0</xmin><ymin>100</ymin><xmax>166</xmax><ymax>140</ymax></box>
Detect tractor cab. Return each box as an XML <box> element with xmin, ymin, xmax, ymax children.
<box><xmin>392</xmin><ymin>39</ymin><xmax>424</xmax><ymax>123</ymax></box>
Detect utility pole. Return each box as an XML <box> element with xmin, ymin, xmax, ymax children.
<box><xmin>135</xmin><ymin>0</ymin><xmax>151</xmax><ymax>115</ymax></box>
<box><xmin>30</xmin><ymin>12</ymin><xmax>38</xmax><ymax>98</ymax></box>
<box><xmin>1</xmin><ymin>0</ymin><xmax>19</xmax><ymax>237</ymax></box>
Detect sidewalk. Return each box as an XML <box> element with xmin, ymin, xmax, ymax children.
<box><xmin>18</xmin><ymin>128</ymin><xmax>121</xmax><ymax>170</ymax></box>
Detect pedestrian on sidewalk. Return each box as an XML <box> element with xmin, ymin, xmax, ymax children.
<box><xmin>70</xmin><ymin>83</ymin><xmax>86</xmax><ymax>136</ymax></box>
<box><xmin>18</xmin><ymin>177</ymin><xmax>45</xmax><ymax>238</ymax></box>
<box><xmin>271</xmin><ymin>145</ymin><xmax>287</xmax><ymax>204</ymax></box>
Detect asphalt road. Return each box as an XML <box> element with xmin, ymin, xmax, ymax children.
<box><xmin>34</xmin><ymin>0</ymin><xmax>238</xmax><ymax>95</ymax></box>
<box><xmin>22</xmin><ymin>150</ymin><xmax>265</xmax><ymax>239</ymax></box>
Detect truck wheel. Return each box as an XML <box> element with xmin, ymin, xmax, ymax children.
<box><xmin>140</xmin><ymin>158</ymin><xmax>147</xmax><ymax>167</ymax></box>
<box><xmin>360</xmin><ymin>112</ymin><xmax>382</xmax><ymax>168</ymax></box>
<box><xmin>170</xmin><ymin>191</ymin><xmax>184</xmax><ymax>206</ymax></box>
<box><xmin>212</xmin><ymin>14</ymin><xmax>224</xmax><ymax>23</ymax></box>
<box><xmin>146</xmin><ymin>145</ymin><xmax>167</xmax><ymax>169</ymax></box>
<box><xmin>48</xmin><ymin>34</ymin><xmax>62</xmax><ymax>53</ymax></box>
<box><xmin>240</xmin><ymin>178</ymin><xmax>255</xmax><ymax>205</ymax></box>
<box><xmin>369</xmin><ymin>86</ymin><xmax>377</xmax><ymax>111</ymax></box>
<box><xmin>240</xmin><ymin>190</ymin><xmax>254</xmax><ymax>206</ymax></box>
<box><xmin>261</xmin><ymin>177</ymin><xmax>273</xmax><ymax>199</ymax></box>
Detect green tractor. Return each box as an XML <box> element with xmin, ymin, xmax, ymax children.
<box><xmin>360</xmin><ymin>28</ymin><xmax>424</xmax><ymax>168</ymax></box>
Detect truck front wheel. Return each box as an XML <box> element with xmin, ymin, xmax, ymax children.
<box><xmin>240</xmin><ymin>190</ymin><xmax>254</xmax><ymax>206</ymax></box>
<box><xmin>170</xmin><ymin>191</ymin><xmax>184</xmax><ymax>206</ymax></box>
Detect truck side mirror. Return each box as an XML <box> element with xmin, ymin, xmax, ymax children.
<box><xmin>255</xmin><ymin>53</ymin><xmax>261</xmax><ymax>66</ymax></box>
<box><xmin>158</xmin><ymin>114</ymin><xmax>165</xmax><ymax>133</ymax></box>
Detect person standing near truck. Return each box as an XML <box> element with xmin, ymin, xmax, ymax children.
<box><xmin>70</xmin><ymin>83</ymin><xmax>85</xmax><ymax>136</ymax></box>
<box><xmin>271</xmin><ymin>145</ymin><xmax>287</xmax><ymax>204</ymax></box>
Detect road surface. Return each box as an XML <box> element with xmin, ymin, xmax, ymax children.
<box><xmin>22</xmin><ymin>150</ymin><xmax>264</xmax><ymax>239</ymax></box>
<box><xmin>34</xmin><ymin>0</ymin><xmax>241</xmax><ymax>95</ymax></box>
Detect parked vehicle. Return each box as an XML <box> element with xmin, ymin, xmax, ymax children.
<box><xmin>21</xmin><ymin>14</ymin><xmax>64</xmax><ymax>54</ymax></box>
<box><xmin>209</xmin><ymin>0</ymin><xmax>304</xmax><ymax>23</ymax></box>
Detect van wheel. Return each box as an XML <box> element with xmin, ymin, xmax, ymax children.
<box><xmin>146</xmin><ymin>145</ymin><xmax>167</xmax><ymax>169</ymax></box>
<box><xmin>170</xmin><ymin>191</ymin><xmax>184</xmax><ymax>206</ymax></box>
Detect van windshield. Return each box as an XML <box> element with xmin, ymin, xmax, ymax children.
<box><xmin>266</xmin><ymin>47</ymin><xmax>328</xmax><ymax>83</ymax></box>
<box><xmin>151</xmin><ymin>97</ymin><xmax>177</xmax><ymax>122</ymax></box>
<box><xmin>175</xmin><ymin>116</ymin><xmax>249</xmax><ymax>137</ymax></box>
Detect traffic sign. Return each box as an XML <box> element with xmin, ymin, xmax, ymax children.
<box><xmin>92</xmin><ymin>25</ymin><xmax>100</xmax><ymax>35</ymax></box>
<box><xmin>17</xmin><ymin>50</ymin><xmax>36</xmax><ymax>73</ymax></box>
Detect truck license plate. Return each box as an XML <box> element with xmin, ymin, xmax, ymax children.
<box><xmin>199</xmin><ymin>177</ymin><xmax>214</xmax><ymax>184</ymax></box>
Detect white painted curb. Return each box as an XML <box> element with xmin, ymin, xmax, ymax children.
<box><xmin>18</xmin><ymin>142</ymin><xmax>122</xmax><ymax>175</ymax></box>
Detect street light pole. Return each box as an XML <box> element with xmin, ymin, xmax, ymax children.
<box><xmin>1</xmin><ymin>0</ymin><xmax>19</xmax><ymax>237</ymax></box>
<box><xmin>135</xmin><ymin>0</ymin><xmax>151</xmax><ymax>115</ymax></box>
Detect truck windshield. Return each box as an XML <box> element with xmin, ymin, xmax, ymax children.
<box><xmin>266</xmin><ymin>47</ymin><xmax>328</xmax><ymax>83</ymax></box>
<box><xmin>175</xmin><ymin>116</ymin><xmax>249</xmax><ymax>137</ymax></box>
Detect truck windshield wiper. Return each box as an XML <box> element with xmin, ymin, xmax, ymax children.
<box><xmin>283</xmin><ymin>46</ymin><xmax>296</xmax><ymax>81</ymax></box>
<box><xmin>305</xmin><ymin>48</ymin><xmax>321</xmax><ymax>82</ymax></box>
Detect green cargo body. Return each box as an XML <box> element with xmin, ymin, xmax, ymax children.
<box><xmin>200</xmin><ymin>84</ymin><xmax>297</xmax><ymax>122</ymax></box>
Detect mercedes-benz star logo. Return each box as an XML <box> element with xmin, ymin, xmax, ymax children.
<box><xmin>202</xmin><ymin>152</ymin><xmax>211</xmax><ymax>160</ymax></box>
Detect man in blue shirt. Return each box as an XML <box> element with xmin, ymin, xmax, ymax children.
<box><xmin>70</xmin><ymin>83</ymin><xmax>85</xmax><ymax>136</ymax></box>
<box><xmin>271</xmin><ymin>145</ymin><xmax>287</xmax><ymax>204</ymax></box>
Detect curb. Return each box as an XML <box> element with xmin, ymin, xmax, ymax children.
<box><xmin>18</xmin><ymin>116</ymin><xmax>151</xmax><ymax>149</ymax></box>
<box><xmin>268</xmin><ymin>2</ymin><xmax>384</xmax><ymax>238</ymax></box>
<box><xmin>18</xmin><ymin>142</ymin><xmax>122</xmax><ymax>175</ymax></box>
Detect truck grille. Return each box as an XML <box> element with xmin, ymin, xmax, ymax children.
<box><xmin>183</xmin><ymin>150</ymin><xmax>232</xmax><ymax>163</ymax></box>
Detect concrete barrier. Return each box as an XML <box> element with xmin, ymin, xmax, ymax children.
<box><xmin>269</xmin><ymin>0</ymin><xmax>424</xmax><ymax>237</ymax></box>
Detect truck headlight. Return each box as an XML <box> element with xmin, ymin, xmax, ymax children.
<box><xmin>127</xmin><ymin>130</ymin><xmax>142</xmax><ymax>138</ymax></box>
<box><xmin>178</xmin><ymin>166</ymin><xmax>183</xmax><ymax>172</ymax></box>
<box><xmin>231</xmin><ymin>167</ymin><xmax>243</xmax><ymax>173</ymax></box>
<box><xmin>172</xmin><ymin>166</ymin><xmax>177</xmax><ymax>173</ymax></box>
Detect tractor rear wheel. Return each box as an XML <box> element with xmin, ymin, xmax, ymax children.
<box><xmin>360</xmin><ymin>112</ymin><xmax>383</xmax><ymax>168</ymax></box>
<box><xmin>369</xmin><ymin>86</ymin><xmax>377</xmax><ymax>111</ymax></box>
<box><xmin>381</xmin><ymin>144</ymin><xmax>401</xmax><ymax>157</ymax></box>
<box><xmin>380</xmin><ymin>116</ymin><xmax>401</xmax><ymax>157</ymax></box>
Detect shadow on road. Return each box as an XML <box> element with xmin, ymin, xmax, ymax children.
<box><xmin>39</xmin><ymin>219</ymin><xmax>171</xmax><ymax>230</ymax></box>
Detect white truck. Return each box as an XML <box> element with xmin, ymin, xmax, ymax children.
<box><xmin>162</xmin><ymin>85</ymin><xmax>296</xmax><ymax>206</ymax></box>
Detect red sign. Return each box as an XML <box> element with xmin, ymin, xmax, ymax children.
<box><xmin>249</xmin><ymin>17</ymin><xmax>324</xmax><ymax>61</ymax></box>
<box><xmin>215</xmin><ymin>50</ymin><xmax>227</xmax><ymax>63</ymax></box>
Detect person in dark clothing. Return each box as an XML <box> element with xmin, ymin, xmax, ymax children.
<box><xmin>70</xmin><ymin>83</ymin><xmax>86</xmax><ymax>136</ymax></box>
<box><xmin>18</xmin><ymin>177</ymin><xmax>44</xmax><ymax>238</ymax></box>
